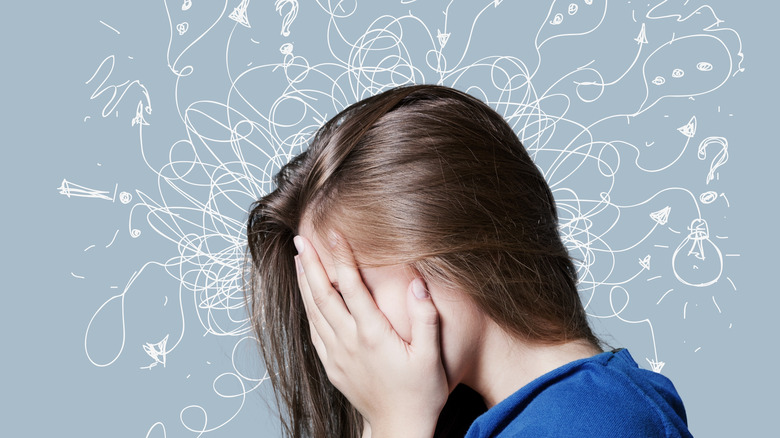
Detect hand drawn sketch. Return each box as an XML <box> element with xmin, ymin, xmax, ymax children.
<box><xmin>66</xmin><ymin>1</ymin><xmax>745</xmax><ymax>436</ymax></box>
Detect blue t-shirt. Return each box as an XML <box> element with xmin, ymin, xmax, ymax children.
<box><xmin>464</xmin><ymin>348</ymin><xmax>692</xmax><ymax>437</ymax></box>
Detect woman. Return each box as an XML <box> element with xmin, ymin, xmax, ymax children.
<box><xmin>245</xmin><ymin>84</ymin><xmax>692</xmax><ymax>437</ymax></box>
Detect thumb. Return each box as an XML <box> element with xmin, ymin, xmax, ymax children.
<box><xmin>407</xmin><ymin>278</ymin><xmax>440</xmax><ymax>354</ymax></box>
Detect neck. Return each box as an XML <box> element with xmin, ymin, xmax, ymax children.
<box><xmin>463</xmin><ymin>321</ymin><xmax>603</xmax><ymax>409</ymax></box>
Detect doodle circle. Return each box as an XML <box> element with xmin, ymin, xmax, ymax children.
<box><xmin>672</xmin><ymin>68</ymin><xmax>685</xmax><ymax>78</ymax></box>
<box><xmin>697</xmin><ymin>62</ymin><xmax>713</xmax><ymax>72</ymax></box>
<box><xmin>700</xmin><ymin>191</ymin><xmax>718</xmax><ymax>204</ymax></box>
<box><xmin>119</xmin><ymin>191</ymin><xmax>132</xmax><ymax>204</ymax></box>
<box><xmin>652</xmin><ymin>76</ymin><xmax>665</xmax><ymax>85</ymax></box>
<box><xmin>177</xmin><ymin>22</ymin><xmax>189</xmax><ymax>36</ymax></box>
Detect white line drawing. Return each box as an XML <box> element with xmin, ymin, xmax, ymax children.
<box><xmin>76</xmin><ymin>0</ymin><xmax>744</xmax><ymax>433</ymax></box>
<box><xmin>58</xmin><ymin>179</ymin><xmax>113</xmax><ymax>200</ymax></box>
<box><xmin>657</xmin><ymin>288</ymin><xmax>674</xmax><ymax>305</ymax></box>
<box><xmin>85</xmin><ymin>55</ymin><xmax>152</xmax><ymax>122</ymax></box>
<box><xmin>697</xmin><ymin>136</ymin><xmax>728</xmax><ymax>185</ymax></box>
<box><xmin>229</xmin><ymin>0</ymin><xmax>251</xmax><ymax>28</ymax></box>
<box><xmin>99</xmin><ymin>20</ymin><xmax>120</xmax><ymax>34</ymax></box>
<box><xmin>672</xmin><ymin>218</ymin><xmax>723</xmax><ymax>287</ymax></box>
<box><xmin>275</xmin><ymin>0</ymin><xmax>298</xmax><ymax>37</ymax></box>
<box><xmin>141</xmin><ymin>334</ymin><xmax>170</xmax><ymax>370</ymax></box>
<box><xmin>119</xmin><ymin>191</ymin><xmax>133</xmax><ymax>204</ymax></box>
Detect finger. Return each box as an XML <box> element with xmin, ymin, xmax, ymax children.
<box><xmin>294</xmin><ymin>235</ymin><xmax>354</xmax><ymax>335</ymax></box>
<box><xmin>406</xmin><ymin>278</ymin><xmax>441</xmax><ymax>355</ymax></box>
<box><xmin>328</xmin><ymin>230</ymin><xmax>386</xmax><ymax>328</ymax></box>
<box><xmin>308</xmin><ymin>319</ymin><xmax>328</xmax><ymax>363</ymax></box>
<box><xmin>295</xmin><ymin>254</ymin><xmax>336</xmax><ymax>350</ymax></box>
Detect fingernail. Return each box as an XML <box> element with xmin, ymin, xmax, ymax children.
<box><xmin>412</xmin><ymin>278</ymin><xmax>429</xmax><ymax>299</ymax></box>
<box><xmin>294</xmin><ymin>255</ymin><xmax>303</xmax><ymax>274</ymax></box>
<box><xmin>328</xmin><ymin>231</ymin><xmax>339</xmax><ymax>249</ymax></box>
<box><xmin>293</xmin><ymin>235</ymin><xmax>304</xmax><ymax>254</ymax></box>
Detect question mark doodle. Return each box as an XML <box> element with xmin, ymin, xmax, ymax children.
<box><xmin>697</xmin><ymin>136</ymin><xmax>729</xmax><ymax>185</ymax></box>
<box><xmin>275</xmin><ymin>0</ymin><xmax>298</xmax><ymax>37</ymax></box>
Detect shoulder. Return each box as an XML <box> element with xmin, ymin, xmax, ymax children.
<box><xmin>482</xmin><ymin>349</ymin><xmax>693</xmax><ymax>438</ymax></box>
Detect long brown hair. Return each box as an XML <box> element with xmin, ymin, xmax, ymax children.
<box><xmin>244</xmin><ymin>84</ymin><xmax>602</xmax><ymax>437</ymax></box>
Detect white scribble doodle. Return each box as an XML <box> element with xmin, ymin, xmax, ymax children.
<box><xmin>275</xmin><ymin>0</ymin><xmax>298</xmax><ymax>37</ymax></box>
<box><xmin>657</xmin><ymin>288</ymin><xmax>674</xmax><ymax>305</ymax></box>
<box><xmin>99</xmin><ymin>20</ymin><xmax>120</xmax><ymax>35</ymax></box>
<box><xmin>650</xmin><ymin>206</ymin><xmax>671</xmax><ymax>225</ymax></box>
<box><xmin>119</xmin><ymin>191</ymin><xmax>133</xmax><ymax>204</ymax></box>
<box><xmin>672</xmin><ymin>218</ymin><xmax>723</xmax><ymax>287</ymax></box>
<box><xmin>229</xmin><ymin>0</ymin><xmax>251</xmax><ymax>28</ymax></box>
<box><xmin>132</xmin><ymin>100</ymin><xmax>150</xmax><ymax>127</ymax></box>
<box><xmin>77</xmin><ymin>0</ymin><xmax>744</xmax><ymax>433</ymax></box>
<box><xmin>700</xmin><ymin>190</ymin><xmax>717</xmax><ymax>204</ymax></box>
<box><xmin>58</xmin><ymin>179</ymin><xmax>113</xmax><ymax>201</ymax></box>
<box><xmin>697</xmin><ymin>136</ymin><xmax>728</xmax><ymax>184</ymax></box>
<box><xmin>105</xmin><ymin>229</ymin><xmax>119</xmax><ymax>248</ymax></box>
<box><xmin>176</xmin><ymin>22</ymin><xmax>189</xmax><ymax>35</ymax></box>
<box><xmin>141</xmin><ymin>334</ymin><xmax>170</xmax><ymax>370</ymax></box>
<box><xmin>85</xmin><ymin>55</ymin><xmax>152</xmax><ymax>122</ymax></box>
<box><xmin>639</xmin><ymin>254</ymin><xmax>651</xmax><ymax>270</ymax></box>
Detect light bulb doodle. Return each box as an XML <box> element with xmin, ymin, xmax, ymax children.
<box><xmin>672</xmin><ymin>218</ymin><xmax>723</xmax><ymax>287</ymax></box>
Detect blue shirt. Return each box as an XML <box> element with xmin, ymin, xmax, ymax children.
<box><xmin>464</xmin><ymin>349</ymin><xmax>693</xmax><ymax>437</ymax></box>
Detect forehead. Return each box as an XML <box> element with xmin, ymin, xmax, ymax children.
<box><xmin>296</xmin><ymin>220</ymin><xmax>415</xmax><ymax>287</ymax></box>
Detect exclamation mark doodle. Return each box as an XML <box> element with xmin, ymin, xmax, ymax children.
<box><xmin>275</xmin><ymin>0</ymin><xmax>298</xmax><ymax>37</ymax></box>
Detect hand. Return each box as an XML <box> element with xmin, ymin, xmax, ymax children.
<box><xmin>293</xmin><ymin>232</ymin><xmax>449</xmax><ymax>438</ymax></box>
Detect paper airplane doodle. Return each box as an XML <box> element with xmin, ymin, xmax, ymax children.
<box><xmin>141</xmin><ymin>334</ymin><xmax>169</xmax><ymax>370</ymax></box>
<box><xmin>677</xmin><ymin>116</ymin><xmax>697</xmax><ymax>138</ymax></box>
<box><xmin>646</xmin><ymin>357</ymin><xmax>665</xmax><ymax>373</ymax></box>
<box><xmin>58</xmin><ymin>179</ymin><xmax>116</xmax><ymax>201</ymax></box>
<box><xmin>639</xmin><ymin>255</ymin><xmax>651</xmax><ymax>270</ymax></box>
<box><xmin>650</xmin><ymin>206</ymin><xmax>671</xmax><ymax>225</ymax></box>
<box><xmin>635</xmin><ymin>23</ymin><xmax>648</xmax><ymax>45</ymax></box>
<box><xmin>437</xmin><ymin>29</ymin><xmax>451</xmax><ymax>48</ymax></box>
<box><xmin>229</xmin><ymin>0</ymin><xmax>251</xmax><ymax>28</ymax></box>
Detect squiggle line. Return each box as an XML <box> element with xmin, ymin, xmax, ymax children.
<box><xmin>77</xmin><ymin>0</ymin><xmax>744</xmax><ymax>434</ymax></box>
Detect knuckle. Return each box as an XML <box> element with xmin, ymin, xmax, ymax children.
<box><xmin>357</xmin><ymin>325</ymin><xmax>381</xmax><ymax>348</ymax></box>
<box><xmin>311</xmin><ymin>290</ymin><xmax>329</xmax><ymax>308</ymax></box>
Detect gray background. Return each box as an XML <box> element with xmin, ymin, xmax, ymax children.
<box><xmin>3</xmin><ymin>0</ymin><xmax>777</xmax><ymax>436</ymax></box>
